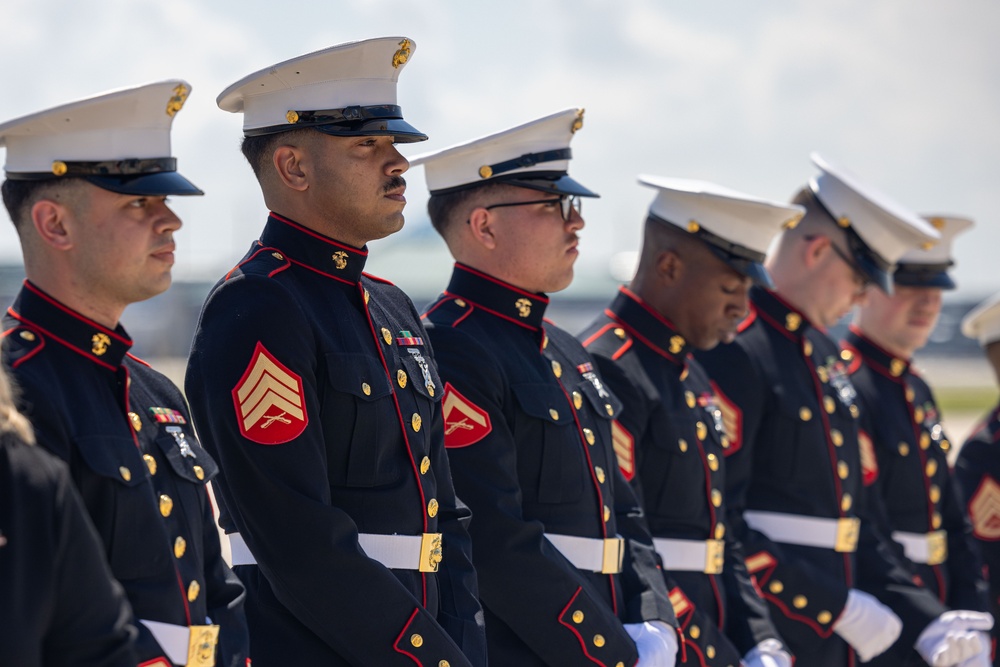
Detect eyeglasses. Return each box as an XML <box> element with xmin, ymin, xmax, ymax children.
<box><xmin>483</xmin><ymin>195</ymin><xmax>582</xmax><ymax>222</ymax></box>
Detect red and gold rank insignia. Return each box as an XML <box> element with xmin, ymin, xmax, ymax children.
<box><xmin>442</xmin><ymin>382</ymin><xmax>491</xmax><ymax>448</ymax></box>
<box><xmin>611</xmin><ymin>420</ymin><xmax>635</xmax><ymax>481</ymax></box>
<box><xmin>711</xmin><ymin>381</ymin><xmax>742</xmax><ymax>455</ymax></box>
<box><xmin>858</xmin><ymin>430</ymin><xmax>879</xmax><ymax>486</ymax></box>
<box><xmin>231</xmin><ymin>342</ymin><xmax>307</xmax><ymax>445</ymax></box>
<box><xmin>969</xmin><ymin>476</ymin><xmax>1000</xmax><ymax>540</ymax></box>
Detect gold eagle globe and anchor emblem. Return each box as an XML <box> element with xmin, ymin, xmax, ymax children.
<box><xmin>165</xmin><ymin>83</ymin><xmax>190</xmax><ymax>117</ymax></box>
<box><xmin>91</xmin><ymin>332</ymin><xmax>111</xmax><ymax>356</ymax></box>
<box><xmin>331</xmin><ymin>251</ymin><xmax>349</xmax><ymax>270</ymax></box>
<box><xmin>515</xmin><ymin>298</ymin><xmax>532</xmax><ymax>318</ymax></box>
<box><xmin>392</xmin><ymin>39</ymin><xmax>412</xmax><ymax>68</ymax></box>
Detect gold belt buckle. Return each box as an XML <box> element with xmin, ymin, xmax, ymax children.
<box><xmin>927</xmin><ymin>530</ymin><xmax>948</xmax><ymax>565</ymax></box>
<box><xmin>834</xmin><ymin>517</ymin><xmax>860</xmax><ymax>553</ymax></box>
<box><xmin>704</xmin><ymin>539</ymin><xmax>725</xmax><ymax>574</ymax></box>
<box><xmin>187</xmin><ymin>624</ymin><xmax>220</xmax><ymax>667</ymax></box>
<box><xmin>419</xmin><ymin>532</ymin><xmax>443</xmax><ymax>573</ymax></box>
<box><xmin>602</xmin><ymin>537</ymin><xmax>624</xmax><ymax>574</ymax></box>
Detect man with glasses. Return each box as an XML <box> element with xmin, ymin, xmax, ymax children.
<box><xmin>414</xmin><ymin>109</ymin><xmax>679</xmax><ymax>666</ymax></box>
<box><xmin>843</xmin><ymin>216</ymin><xmax>992</xmax><ymax>666</ymax></box>
<box><xmin>698</xmin><ymin>154</ymin><xmax>990</xmax><ymax>666</ymax></box>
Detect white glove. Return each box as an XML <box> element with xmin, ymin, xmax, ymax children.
<box><xmin>833</xmin><ymin>589</ymin><xmax>903</xmax><ymax>662</ymax></box>
<box><xmin>956</xmin><ymin>636</ymin><xmax>992</xmax><ymax>667</ymax></box>
<box><xmin>624</xmin><ymin>621</ymin><xmax>678</xmax><ymax>667</ymax></box>
<box><xmin>915</xmin><ymin>611</ymin><xmax>994</xmax><ymax>667</ymax></box>
<box><xmin>742</xmin><ymin>638</ymin><xmax>793</xmax><ymax>667</ymax></box>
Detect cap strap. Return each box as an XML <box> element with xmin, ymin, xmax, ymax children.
<box><xmin>7</xmin><ymin>157</ymin><xmax>177</xmax><ymax>180</ymax></box>
<box><xmin>481</xmin><ymin>148</ymin><xmax>572</xmax><ymax>179</ymax></box>
<box><xmin>286</xmin><ymin>104</ymin><xmax>403</xmax><ymax>127</ymax></box>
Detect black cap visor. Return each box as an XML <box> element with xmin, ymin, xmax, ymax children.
<box><xmin>86</xmin><ymin>170</ymin><xmax>203</xmax><ymax>196</ymax></box>
<box><xmin>893</xmin><ymin>263</ymin><xmax>956</xmax><ymax>290</ymax></box>
<box><xmin>844</xmin><ymin>225</ymin><xmax>892</xmax><ymax>293</ymax></box>
<box><xmin>312</xmin><ymin>117</ymin><xmax>428</xmax><ymax>143</ymax></box>
<box><xmin>500</xmin><ymin>173</ymin><xmax>599</xmax><ymax>198</ymax></box>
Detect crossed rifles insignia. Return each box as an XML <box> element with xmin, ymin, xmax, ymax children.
<box><xmin>232</xmin><ymin>342</ymin><xmax>308</xmax><ymax>445</ymax></box>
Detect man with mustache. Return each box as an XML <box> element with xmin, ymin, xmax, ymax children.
<box><xmin>698</xmin><ymin>154</ymin><xmax>991</xmax><ymax>666</ymax></box>
<box><xmin>184</xmin><ymin>38</ymin><xmax>486</xmax><ymax>666</ymax></box>
<box><xmin>579</xmin><ymin>176</ymin><xmax>798</xmax><ymax>667</ymax></box>
<box><xmin>415</xmin><ymin>110</ymin><xmax>678</xmax><ymax>666</ymax></box>
<box><xmin>0</xmin><ymin>82</ymin><xmax>249</xmax><ymax>666</ymax></box>
<box><xmin>842</xmin><ymin>216</ymin><xmax>992</xmax><ymax>666</ymax></box>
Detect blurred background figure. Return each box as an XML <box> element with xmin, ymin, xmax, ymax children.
<box><xmin>0</xmin><ymin>364</ymin><xmax>137</xmax><ymax>667</ymax></box>
<box><xmin>955</xmin><ymin>291</ymin><xmax>1000</xmax><ymax>666</ymax></box>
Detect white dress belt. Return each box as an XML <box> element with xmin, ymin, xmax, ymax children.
<box><xmin>653</xmin><ymin>537</ymin><xmax>725</xmax><ymax>574</ymax></box>
<box><xmin>892</xmin><ymin>530</ymin><xmax>948</xmax><ymax>565</ymax></box>
<box><xmin>744</xmin><ymin>510</ymin><xmax>860</xmax><ymax>553</ymax></box>
<box><xmin>228</xmin><ymin>531</ymin><xmax>443</xmax><ymax>572</ymax></box>
<box><xmin>545</xmin><ymin>533</ymin><xmax>625</xmax><ymax>574</ymax></box>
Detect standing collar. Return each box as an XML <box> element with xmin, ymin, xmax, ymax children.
<box><xmin>445</xmin><ymin>263</ymin><xmax>549</xmax><ymax>330</ymax></box>
<box><xmin>608</xmin><ymin>287</ymin><xmax>691</xmax><ymax>363</ymax></box>
<box><xmin>751</xmin><ymin>286</ymin><xmax>814</xmax><ymax>339</ymax></box>
<box><xmin>261</xmin><ymin>212</ymin><xmax>368</xmax><ymax>283</ymax></box>
<box><xmin>7</xmin><ymin>281</ymin><xmax>132</xmax><ymax>369</ymax></box>
<box><xmin>844</xmin><ymin>325</ymin><xmax>911</xmax><ymax>379</ymax></box>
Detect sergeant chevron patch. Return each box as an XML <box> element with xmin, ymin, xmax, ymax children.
<box><xmin>611</xmin><ymin>420</ymin><xmax>635</xmax><ymax>481</ymax></box>
<box><xmin>969</xmin><ymin>476</ymin><xmax>1000</xmax><ymax>540</ymax></box>
<box><xmin>442</xmin><ymin>382</ymin><xmax>491</xmax><ymax>448</ymax></box>
<box><xmin>231</xmin><ymin>342</ymin><xmax>307</xmax><ymax>445</ymax></box>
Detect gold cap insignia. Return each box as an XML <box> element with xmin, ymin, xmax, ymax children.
<box><xmin>930</xmin><ymin>217</ymin><xmax>945</xmax><ymax>230</ymax></box>
<box><xmin>52</xmin><ymin>161</ymin><xmax>68</xmax><ymax>176</ymax></box>
<box><xmin>332</xmin><ymin>251</ymin><xmax>348</xmax><ymax>270</ymax></box>
<box><xmin>166</xmin><ymin>84</ymin><xmax>190</xmax><ymax>117</ymax></box>
<box><xmin>515</xmin><ymin>298</ymin><xmax>532</xmax><ymax>318</ymax></box>
<box><xmin>837</xmin><ymin>215</ymin><xmax>851</xmax><ymax>228</ymax></box>
<box><xmin>687</xmin><ymin>221</ymin><xmax>700</xmax><ymax>233</ymax></box>
<box><xmin>921</xmin><ymin>241</ymin><xmax>935</xmax><ymax>250</ymax></box>
<box><xmin>286</xmin><ymin>110</ymin><xmax>300</xmax><ymax>124</ymax></box>
<box><xmin>91</xmin><ymin>332</ymin><xmax>111</xmax><ymax>356</ymax></box>
<box><xmin>783</xmin><ymin>214</ymin><xmax>803</xmax><ymax>230</ymax></box>
<box><xmin>571</xmin><ymin>108</ymin><xmax>585</xmax><ymax>133</ymax></box>
<box><xmin>392</xmin><ymin>39</ymin><xmax>412</xmax><ymax>68</ymax></box>
<box><xmin>479</xmin><ymin>165</ymin><xmax>493</xmax><ymax>179</ymax></box>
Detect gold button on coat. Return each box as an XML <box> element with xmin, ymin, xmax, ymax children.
<box><xmin>439</xmin><ymin>662</ymin><xmax>450</xmax><ymax>667</ymax></box>
<box><xmin>696</xmin><ymin>422</ymin><xmax>707</xmax><ymax>441</ymax></box>
<box><xmin>926</xmin><ymin>460</ymin><xmax>938</xmax><ymax>477</ymax></box>
<box><xmin>119</xmin><ymin>466</ymin><xmax>131</xmax><ymax>482</ymax></box>
<box><xmin>838</xmin><ymin>461</ymin><xmax>849</xmax><ymax>479</ymax></box>
<box><xmin>604</xmin><ymin>404</ymin><xmax>614</xmax><ymax>416</ymax></box>
<box><xmin>914</xmin><ymin>407</ymin><xmax>925</xmax><ymax>423</ymax></box>
<box><xmin>573</xmin><ymin>391</ymin><xmax>583</xmax><ymax>410</ymax></box>
<box><xmin>707</xmin><ymin>453</ymin><xmax>719</xmax><ymax>471</ymax></box>
<box><xmin>920</xmin><ymin>433</ymin><xmax>930</xmax><ymax>450</ymax></box>
<box><xmin>711</xmin><ymin>489</ymin><xmax>722</xmax><ymax>507</ymax></box>
<box><xmin>454</xmin><ymin>299</ymin><xmax>466</xmax><ymax>308</ymax></box>
<box><xmin>707</xmin><ymin>646</ymin><xmax>716</xmax><ymax>659</ymax></box>
<box><xmin>583</xmin><ymin>428</ymin><xmax>595</xmax><ymax>445</ymax></box>
<box><xmin>551</xmin><ymin>360</ymin><xmax>562</xmax><ymax>378</ymax></box>
<box><xmin>363</xmin><ymin>289</ymin><xmax>370</xmax><ymax>304</ymax></box>
<box><xmin>381</xmin><ymin>328</ymin><xmax>392</xmax><ymax>344</ymax></box>
<box><xmin>686</xmin><ymin>391</ymin><xmax>696</xmax><ymax>408</ymax></box>
<box><xmin>411</xmin><ymin>413</ymin><xmax>422</xmax><ymax>432</ymax></box>
<box><xmin>715</xmin><ymin>524</ymin><xmax>725</xmax><ymax>539</ymax></box>
<box><xmin>420</xmin><ymin>456</ymin><xmax>431</xmax><ymax>474</ymax></box>
<box><xmin>410</xmin><ymin>634</ymin><xmax>423</xmax><ymax>648</ymax></box>
<box><xmin>397</xmin><ymin>370</ymin><xmax>407</xmax><ymax>388</ymax></box>
<box><xmin>906</xmin><ymin>387</ymin><xmax>915</xmax><ymax>402</ymax></box>
<box><xmin>679</xmin><ymin>438</ymin><xmax>688</xmax><ymax>453</ymax></box>
<box><xmin>818</xmin><ymin>611</ymin><xmax>833</xmax><ymax>624</ymax></box>
<box><xmin>793</xmin><ymin>595</ymin><xmax>808</xmax><ymax>609</ymax></box>
<box><xmin>603</xmin><ymin>505</ymin><xmax>611</xmax><ymax>522</ymax></box>
<box><xmin>689</xmin><ymin>625</ymin><xmax>701</xmax><ymax>639</ymax></box>
<box><xmin>932</xmin><ymin>512</ymin><xmax>942</xmax><ymax>529</ymax></box>
<box><xmin>799</xmin><ymin>407</ymin><xmax>812</xmax><ymax>422</ymax></box>
<box><xmin>549</xmin><ymin>408</ymin><xmax>559</xmax><ymax>421</ymax></box>
<box><xmin>143</xmin><ymin>454</ymin><xmax>157</xmax><ymax>476</ymax></box>
<box><xmin>193</xmin><ymin>465</ymin><xmax>205</xmax><ymax>480</ymax></box>
<box><xmin>785</xmin><ymin>313</ymin><xmax>801</xmax><ymax>331</ymax></box>
<box><xmin>898</xmin><ymin>442</ymin><xmax>910</xmax><ymax>456</ymax></box>
<box><xmin>428</xmin><ymin>498</ymin><xmax>439</xmax><ymax>518</ymax></box>
<box><xmin>824</xmin><ymin>396</ymin><xmax>836</xmax><ymax>414</ymax></box>
<box><xmin>174</xmin><ymin>536</ymin><xmax>187</xmax><ymax>559</ymax></box>
<box><xmin>841</xmin><ymin>494</ymin><xmax>852</xmax><ymax>512</ymax></box>
<box><xmin>572</xmin><ymin>610</ymin><xmax>584</xmax><ymax>623</ymax></box>
<box><xmin>831</xmin><ymin>430</ymin><xmax>844</xmax><ymax>447</ymax></box>
<box><xmin>128</xmin><ymin>412</ymin><xmax>142</xmax><ymax>431</ymax></box>
<box><xmin>362</xmin><ymin>382</ymin><xmax>371</xmax><ymax>396</ymax></box>
<box><xmin>19</xmin><ymin>330</ymin><xmax>35</xmax><ymax>341</ymax></box>
<box><xmin>803</xmin><ymin>340</ymin><xmax>813</xmax><ymax>356</ymax></box>
<box><xmin>849</xmin><ymin>404</ymin><xmax>859</xmax><ymax>419</ymax></box>
<box><xmin>426</xmin><ymin>384</ymin><xmax>435</xmax><ymax>397</ymax></box>
<box><xmin>593</xmin><ymin>634</ymin><xmax>605</xmax><ymax>648</ymax></box>
<box><xmin>595</xmin><ymin>466</ymin><xmax>606</xmax><ymax>484</ymax></box>
<box><xmin>929</xmin><ymin>485</ymin><xmax>940</xmax><ymax>503</ymax></box>
<box><xmin>769</xmin><ymin>581</ymin><xmax>784</xmax><ymax>594</ymax></box>
<box><xmin>187</xmin><ymin>580</ymin><xmax>200</xmax><ymax>602</ymax></box>
<box><xmin>614</xmin><ymin>327</ymin><xmax>626</xmax><ymax>339</ymax></box>
<box><xmin>159</xmin><ymin>495</ymin><xmax>173</xmax><ymax>517</ymax></box>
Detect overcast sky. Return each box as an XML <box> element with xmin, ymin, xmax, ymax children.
<box><xmin>2</xmin><ymin>0</ymin><xmax>998</xmax><ymax>299</ymax></box>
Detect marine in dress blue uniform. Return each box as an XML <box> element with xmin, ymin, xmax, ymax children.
<box><xmin>955</xmin><ymin>291</ymin><xmax>1000</xmax><ymax>666</ymax></box>
<box><xmin>414</xmin><ymin>110</ymin><xmax>677</xmax><ymax>666</ymax></box>
<box><xmin>0</xmin><ymin>81</ymin><xmax>248</xmax><ymax>667</ymax></box>
<box><xmin>580</xmin><ymin>177</ymin><xmax>798</xmax><ymax>667</ymax></box>
<box><xmin>697</xmin><ymin>154</ymin><xmax>990</xmax><ymax>667</ymax></box>
<box><xmin>843</xmin><ymin>216</ymin><xmax>990</xmax><ymax>665</ymax></box>
<box><xmin>0</xmin><ymin>369</ymin><xmax>137</xmax><ymax>667</ymax></box>
<box><xmin>184</xmin><ymin>39</ymin><xmax>486</xmax><ymax>667</ymax></box>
